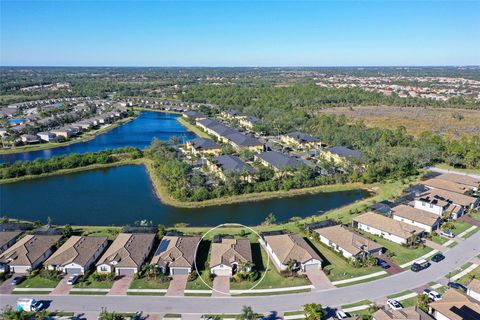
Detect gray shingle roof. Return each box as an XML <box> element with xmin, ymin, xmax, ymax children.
<box><xmin>213</xmin><ymin>155</ymin><xmax>255</xmax><ymax>174</ymax></box>
<box><xmin>285</xmin><ymin>131</ymin><xmax>319</xmax><ymax>143</ymax></box>
<box><xmin>257</xmin><ymin>151</ymin><xmax>303</xmax><ymax>170</ymax></box>
<box><xmin>226</xmin><ymin>132</ymin><xmax>262</xmax><ymax>147</ymax></box>
<box><xmin>188</xmin><ymin>137</ymin><xmax>220</xmax><ymax>150</ymax></box>
<box><xmin>326</xmin><ymin>146</ymin><xmax>364</xmax><ymax>159</ymax></box>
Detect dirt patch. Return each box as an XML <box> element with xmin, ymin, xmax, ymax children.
<box><xmin>318</xmin><ymin>106</ymin><xmax>480</xmax><ymax>137</ymax></box>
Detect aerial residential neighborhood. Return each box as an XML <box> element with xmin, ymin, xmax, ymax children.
<box><xmin>1</xmin><ymin>0</ymin><xmax>480</xmax><ymax>319</ymax></box>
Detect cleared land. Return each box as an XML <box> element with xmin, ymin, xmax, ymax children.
<box><xmin>318</xmin><ymin>106</ymin><xmax>480</xmax><ymax>137</ymax></box>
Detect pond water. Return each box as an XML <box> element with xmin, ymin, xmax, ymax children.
<box><xmin>0</xmin><ymin>165</ymin><xmax>367</xmax><ymax>226</ymax></box>
<box><xmin>0</xmin><ymin>112</ymin><xmax>196</xmax><ymax>163</ymax></box>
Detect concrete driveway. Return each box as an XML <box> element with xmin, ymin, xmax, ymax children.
<box><xmin>212</xmin><ymin>276</ymin><xmax>230</xmax><ymax>296</ymax></box>
<box><xmin>51</xmin><ymin>276</ymin><xmax>73</xmax><ymax>295</ymax></box>
<box><xmin>305</xmin><ymin>269</ymin><xmax>334</xmax><ymax>289</ymax></box>
<box><xmin>380</xmin><ymin>257</ymin><xmax>404</xmax><ymax>275</ymax></box>
<box><xmin>108</xmin><ymin>275</ymin><xmax>133</xmax><ymax>295</ymax></box>
<box><xmin>0</xmin><ymin>274</ymin><xmax>16</xmax><ymax>294</ymax></box>
<box><xmin>166</xmin><ymin>275</ymin><xmax>188</xmax><ymax>297</ymax></box>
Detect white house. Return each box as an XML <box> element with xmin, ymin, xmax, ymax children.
<box><xmin>414</xmin><ymin>189</ymin><xmax>478</xmax><ymax>219</ymax></box>
<box><xmin>210</xmin><ymin>238</ymin><xmax>252</xmax><ymax>277</ymax></box>
<box><xmin>44</xmin><ymin>236</ymin><xmax>108</xmax><ymax>274</ymax></box>
<box><xmin>0</xmin><ymin>235</ymin><xmax>61</xmax><ymax>273</ymax></box>
<box><xmin>260</xmin><ymin>233</ymin><xmax>322</xmax><ymax>272</ymax></box>
<box><xmin>467</xmin><ymin>279</ymin><xmax>480</xmax><ymax>302</ymax></box>
<box><xmin>96</xmin><ymin>233</ymin><xmax>155</xmax><ymax>276</ymax></box>
<box><xmin>429</xmin><ymin>288</ymin><xmax>480</xmax><ymax>320</ymax></box>
<box><xmin>391</xmin><ymin>204</ymin><xmax>441</xmax><ymax>233</ymax></box>
<box><xmin>36</xmin><ymin>132</ymin><xmax>57</xmax><ymax>142</ymax></box>
<box><xmin>315</xmin><ymin>225</ymin><xmax>384</xmax><ymax>260</ymax></box>
<box><xmin>353</xmin><ymin>212</ymin><xmax>424</xmax><ymax>245</ymax></box>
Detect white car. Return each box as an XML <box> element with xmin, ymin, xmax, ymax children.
<box><xmin>66</xmin><ymin>274</ymin><xmax>79</xmax><ymax>285</ymax></box>
<box><xmin>387</xmin><ymin>299</ymin><xmax>403</xmax><ymax>310</ymax></box>
<box><xmin>440</xmin><ymin>229</ymin><xmax>455</xmax><ymax>238</ymax></box>
<box><xmin>335</xmin><ymin>310</ymin><xmax>348</xmax><ymax>319</ymax></box>
<box><xmin>423</xmin><ymin>289</ymin><xmax>442</xmax><ymax>301</ymax></box>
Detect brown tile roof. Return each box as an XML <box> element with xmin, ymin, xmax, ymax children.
<box><xmin>418</xmin><ymin>189</ymin><xmax>477</xmax><ymax>207</ymax></box>
<box><xmin>0</xmin><ymin>235</ymin><xmax>61</xmax><ymax>266</ymax></box>
<box><xmin>210</xmin><ymin>238</ymin><xmax>252</xmax><ymax>268</ymax></box>
<box><xmin>96</xmin><ymin>233</ymin><xmax>155</xmax><ymax>268</ymax></box>
<box><xmin>263</xmin><ymin>233</ymin><xmax>322</xmax><ymax>264</ymax></box>
<box><xmin>315</xmin><ymin>225</ymin><xmax>383</xmax><ymax>256</ymax></box>
<box><xmin>429</xmin><ymin>288</ymin><xmax>480</xmax><ymax>320</ymax></box>
<box><xmin>44</xmin><ymin>236</ymin><xmax>107</xmax><ymax>268</ymax></box>
<box><xmin>151</xmin><ymin>235</ymin><xmax>200</xmax><ymax>269</ymax></box>
<box><xmin>436</xmin><ymin>173</ymin><xmax>480</xmax><ymax>189</ymax></box>
<box><xmin>353</xmin><ymin>212</ymin><xmax>424</xmax><ymax>239</ymax></box>
<box><xmin>423</xmin><ymin>178</ymin><xmax>469</xmax><ymax>194</ymax></box>
<box><xmin>372</xmin><ymin>307</ymin><xmax>421</xmax><ymax>320</ymax></box>
<box><xmin>0</xmin><ymin>231</ymin><xmax>21</xmax><ymax>251</ymax></box>
<box><xmin>467</xmin><ymin>278</ymin><xmax>480</xmax><ymax>294</ymax></box>
<box><xmin>391</xmin><ymin>205</ymin><xmax>441</xmax><ymax>227</ymax></box>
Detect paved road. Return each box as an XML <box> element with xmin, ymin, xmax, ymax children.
<box><xmin>1</xmin><ymin>231</ymin><xmax>479</xmax><ymax>314</ymax></box>
<box><xmin>427</xmin><ymin>166</ymin><xmax>480</xmax><ymax>179</ymax></box>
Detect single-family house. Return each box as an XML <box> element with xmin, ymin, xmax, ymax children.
<box><xmin>182</xmin><ymin>111</ymin><xmax>206</xmax><ymax>121</ymax></box>
<box><xmin>352</xmin><ymin>212</ymin><xmax>424</xmax><ymax>245</ymax></box>
<box><xmin>186</xmin><ymin>137</ymin><xmax>221</xmax><ymax>156</ymax></box>
<box><xmin>220</xmin><ymin>110</ymin><xmax>246</xmax><ymax>120</ymax></box>
<box><xmin>281</xmin><ymin>131</ymin><xmax>323</xmax><ymax>149</ymax></box>
<box><xmin>0</xmin><ymin>231</ymin><xmax>22</xmax><ymax>254</ymax></box>
<box><xmin>37</xmin><ymin>132</ymin><xmax>57</xmax><ymax>142</ymax></box>
<box><xmin>21</xmin><ymin>134</ymin><xmax>40</xmax><ymax>144</ymax></box>
<box><xmin>207</xmin><ymin>155</ymin><xmax>255</xmax><ymax>183</ymax></box>
<box><xmin>434</xmin><ymin>173</ymin><xmax>479</xmax><ymax>192</ymax></box>
<box><xmin>390</xmin><ymin>204</ymin><xmax>441</xmax><ymax>233</ymax></box>
<box><xmin>320</xmin><ymin>146</ymin><xmax>365</xmax><ymax>166</ymax></box>
<box><xmin>239</xmin><ymin>116</ymin><xmax>261</xmax><ymax>130</ymax></box>
<box><xmin>51</xmin><ymin>127</ymin><xmax>73</xmax><ymax>139</ymax></box>
<box><xmin>260</xmin><ymin>233</ymin><xmax>322</xmax><ymax>272</ymax></box>
<box><xmin>428</xmin><ymin>288</ymin><xmax>480</xmax><ymax>320</ymax></box>
<box><xmin>225</xmin><ymin>132</ymin><xmax>264</xmax><ymax>152</ymax></box>
<box><xmin>44</xmin><ymin>236</ymin><xmax>108</xmax><ymax>274</ymax></box>
<box><xmin>467</xmin><ymin>279</ymin><xmax>480</xmax><ymax>302</ymax></box>
<box><xmin>422</xmin><ymin>178</ymin><xmax>472</xmax><ymax>194</ymax></box>
<box><xmin>372</xmin><ymin>307</ymin><xmax>423</xmax><ymax>320</ymax></box>
<box><xmin>96</xmin><ymin>233</ymin><xmax>155</xmax><ymax>276</ymax></box>
<box><xmin>0</xmin><ymin>235</ymin><xmax>61</xmax><ymax>273</ymax></box>
<box><xmin>315</xmin><ymin>225</ymin><xmax>384</xmax><ymax>260</ymax></box>
<box><xmin>151</xmin><ymin>235</ymin><xmax>200</xmax><ymax>275</ymax></box>
<box><xmin>255</xmin><ymin>151</ymin><xmax>304</xmax><ymax>172</ymax></box>
<box><xmin>210</xmin><ymin>238</ymin><xmax>252</xmax><ymax>277</ymax></box>
<box><xmin>414</xmin><ymin>189</ymin><xmax>479</xmax><ymax>219</ymax></box>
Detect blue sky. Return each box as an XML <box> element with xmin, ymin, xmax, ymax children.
<box><xmin>1</xmin><ymin>1</ymin><xmax>479</xmax><ymax>66</ymax></box>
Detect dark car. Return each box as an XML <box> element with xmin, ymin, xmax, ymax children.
<box><xmin>11</xmin><ymin>276</ymin><xmax>26</xmax><ymax>285</ymax></box>
<box><xmin>411</xmin><ymin>259</ymin><xmax>430</xmax><ymax>272</ymax></box>
<box><xmin>376</xmin><ymin>258</ymin><xmax>391</xmax><ymax>269</ymax></box>
<box><xmin>431</xmin><ymin>253</ymin><xmax>445</xmax><ymax>263</ymax></box>
<box><xmin>448</xmin><ymin>281</ymin><xmax>467</xmax><ymax>292</ymax></box>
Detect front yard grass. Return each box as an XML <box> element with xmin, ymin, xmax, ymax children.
<box><xmin>430</xmin><ymin>234</ymin><xmax>449</xmax><ymax>245</ymax></box>
<box><xmin>456</xmin><ymin>266</ymin><xmax>480</xmax><ymax>285</ymax></box>
<box><xmin>74</xmin><ymin>273</ymin><xmax>113</xmax><ymax>289</ymax></box>
<box><xmin>17</xmin><ymin>275</ymin><xmax>60</xmax><ymax>288</ymax></box>
<box><xmin>450</xmin><ymin>221</ymin><xmax>473</xmax><ymax>236</ymax></box>
<box><xmin>341</xmin><ymin>300</ymin><xmax>372</xmax><ymax>309</ymax></box>
<box><xmin>129</xmin><ymin>277</ymin><xmax>170</xmax><ymax>289</ymax></box>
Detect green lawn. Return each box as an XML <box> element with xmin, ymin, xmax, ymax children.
<box><xmin>74</xmin><ymin>274</ymin><xmax>113</xmax><ymax>289</ymax></box>
<box><xmin>469</xmin><ymin>212</ymin><xmax>480</xmax><ymax>222</ymax></box>
<box><xmin>129</xmin><ymin>277</ymin><xmax>170</xmax><ymax>289</ymax></box>
<box><xmin>450</xmin><ymin>221</ymin><xmax>473</xmax><ymax>236</ymax></box>
<box><xmin>447</xmin><ymin>262</ymin><xmax>473</xmax><ymax>279</ymax></box>
<box><xmin>357</xmin><ymin>232</ymin><xmax>432</xmax><ymax>265</ymax></box>
<box><xmin>456</xmin><ymin>266</ymin><xmax>480</xmax><ymax>285</ymax></box>
<box><xmin>17</xmin><ymin>275</ymin><xmax>60</xmax><ymax>288</ymax></box>
<box><xmin>462</xmin><ymin>227</ymin><xmax>479</xmax><ymax>239</ymax></box>
<box><xmin>399</xmin><ymin>296</ymin><xmax>418</xmax><ymax>308</ymax></box>
<box><xmin>341</xmin><ymin>300</ymin><xmax>372</xmax><ymax>309</ymax></box>
<box><xmin>387</xmin><ymin>290</ymin><xmax>414</xmax><ymax>299</ymax></box>
<box><xmin>430</xmin><ymin>233</ymin><xmax>449</xmax><ymax>245</ymax></box>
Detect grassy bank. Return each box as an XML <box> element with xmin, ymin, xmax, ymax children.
<box><xmin>176</xmin><ymin>117</ymin><xmax>211</xmax><ymax>138</ymax></box>
<box><xmin>0</xmin><ymin>116</ymin><xmax>135</xmax><ymax>155</ymax></box>
<box><xmin>0</xmin><ymin>159</ymin><xmax>144</xmax><ymax>184</ymax></box>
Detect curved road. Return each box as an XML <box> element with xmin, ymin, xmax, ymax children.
<box><xmin>1</xmin><ymin>231</ymin><xmax>479</xmax><ymax>314</ymax></box>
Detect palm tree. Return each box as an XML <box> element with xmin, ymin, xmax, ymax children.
<box><xmin>237</xmin><ymin>306</ymin><xmax>256</xmax><ymax>320</ymax></box>
<box><xmin>286</xmin><ymin>258</ymin><xmax>297</xmax><ymax>276</ymax></box>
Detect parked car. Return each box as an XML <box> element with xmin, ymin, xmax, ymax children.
<box><xmin>376</xmin><ymin>258</ymin><xmax>391</xmax><ymax>269</ymax></box>
<box><xmin>431</xmin><ymin>253</ymin><xmax>445</xmax><ymax>263</ymax></box>
<box><xmin>411</xmin><ymin>259</ymin><xmax>430</xmax><ymax>272</ymax></box>
<box><xmin>335</xmin><ymin>310</ymin><xmax>349</xmax><ymax>319</ymax></box>
<box><xmin>16</xmin><ymin>298</ymin><xmax>43</xmax><ymax>312</ymax></box>
<box><xmin>447</xmin><ymin>281</ymin><xmax>467</xmax><ymax>292</ymax></box>
<box><xmin>423</xmin><ymin>289</ymin><xmax>442</xmax><ymax>301</ymax></box>
<box><xmin>387</xmin><ymin>299</ymin><xmax>403</xmax><ymax>310</ymax></box>
<box><xmin>441</xmin><ymin>229</ymin><xmax>455</xmax><ymax>238</ymax></box>
<box><xmin>11</xmin><ymin>276</ymin><xmax>26</xmax><ymax>285</ymax></box>
<box><xmin>67</xmin><ymin>274</ymin><xmax>79</xmax><ymax>285</ymax></box>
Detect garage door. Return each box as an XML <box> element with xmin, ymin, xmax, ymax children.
<box><xmin>304</xmin><ymin>263</ymin><xmax>320</xmax><ymax>271</ymax></box>
<box><xmin>65</xmin><ymin>268</ymin><xmax>82</xmax><ymax>274</ymax></box>
<box><xmin>212</xmin><ymin>268</ymin><xmax>231</xmax><ymax>277</ymax></box>
<box><xmin>117</xmin><ymin>268</ymin><xmax>135</xmax><ymax>276</ymax></box>
<box><xmin>171</xmin><ymin>268</ymin><xmax>189</xmax><ymax>275</ymax></box>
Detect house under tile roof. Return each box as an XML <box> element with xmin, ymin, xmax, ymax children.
<box><xmin>0</xmin><ymin>235</ymin><xmax>61</xmax><ymax>266</ymax></box>
<box><xmin>96</xmin><ymin>233</ymin><xmax>155</xmax><ymax>268</ymax></box>
<box><xmin>151</xmin><ymin>235</ymin><xmax>200</xmax><ymax>269</ymax></box>
<box><xmin>256</xmin><ymin>151</ymin><xmax>304</xmax><ymax>170</ymax></box>
<box><xmin>210</xmin><ymin>238</ymin><xmax>252</xmax><ymax>268</ymax></box>
<box><xmin>263</xmin><ymin>233</ymin><xmax>322</xmax><ymax>265</ymax></box>
<box><xmin>44</xmin><ymin>236</ymin><xmax>107</xmax><ymax>268</ymax></box>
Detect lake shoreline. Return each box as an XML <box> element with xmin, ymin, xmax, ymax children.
<box><xmin>0</xmin><ymin>116</ymin><xmax>136</xmax><ymax>155</ymax></box>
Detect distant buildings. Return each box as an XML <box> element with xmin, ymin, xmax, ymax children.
<box><xmin>281</xmin><ymin>131</ymin><xmax>323</xmax><ymax>149</ymax></box>
<box><xmin>207</xmin><ymin>155</ymin><xmax>255</xmax><ymax>183</ymax></box>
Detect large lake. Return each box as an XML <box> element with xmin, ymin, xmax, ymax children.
<box><xmin>0</xmin><ymin>164</ymin><xmax>366</xmax><ymax>226</ymax></box>
<box><xmin>0</xmin><ymin>111</ymin><xmax>196</xmax><ymax>163</ymax></box>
